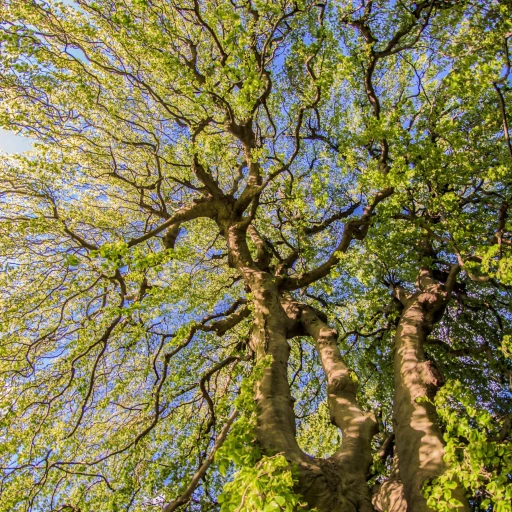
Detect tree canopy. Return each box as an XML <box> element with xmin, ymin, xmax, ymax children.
<box><xmin>0</xmin><ymin>0</ymin><xmax>511</xmax><ymax>511</ymax></box>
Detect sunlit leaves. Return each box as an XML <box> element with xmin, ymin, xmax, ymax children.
<box><xmin>424</xmin><ymin>380</ymin><xmax>512</xmax><ymax>512</ymax></box>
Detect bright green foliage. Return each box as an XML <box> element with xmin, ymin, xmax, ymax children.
<box><xmin>297</xmin><ymin>402</ymin><xmax>339</xmax><ymax>459</ymax></box>
<box><xmin>218</xmin><ymin>455</ymin><xmax>304</xmax><ymax>512</ymax></box>
<box><xmin>424</xmin><ymin>381</ymin><xmax>512</xmax><ymax>512</ymax></box>
<box><xmin>214</xmin><ymin>357</ymin><xmax>305</xmax><ymax>511</ymax></box>
<box><xmin>0</xmin><ymin>0</ymin><xmax>511</xmax><ymax>511</ymax></box>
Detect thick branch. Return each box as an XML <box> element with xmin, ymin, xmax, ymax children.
<box><xmin>248</xmin><ymin>225</ymin><xmax>272</xmax><ymax>270</ymax></box>
<box><xmin>127</xmin><ymin>199</ymin><xmax>218</xmax><ymax>248</ymax></box>
<box><xmin>282</xmin><ymin>299</ymin><xmax>377</xmax><ymax>512</ymax></box>
<box><xmin>393</xmin><ymin>275</ymin><xmax>469</xmax><ymax>511</ymax></box>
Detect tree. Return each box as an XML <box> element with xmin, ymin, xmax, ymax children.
<box><xmin>0</xmin><ymin>0</ymin><xmax>511</xmax><ymax>511</ymax></box>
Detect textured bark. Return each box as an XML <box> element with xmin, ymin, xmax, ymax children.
<box><xmin>250</xmin><ymin>273</ymin><xmax>303</xmax><ymax>458</ymax></box>
<box><xmin>372</xmin><ymin>455</ymin><xmax>407</xmax><ymax>512</ymax></box>
<box><xmin>220</xmin><ymin>218</ymin><xmax>302</xmax><ymax>458</ymax></box>
<box><xmin>393</xmin><ymin>270</ymin><xmax>469</xmax><ymax>512</ymax></box>
<box><xmin>246</xmin><ymin>275</ymin><xmax>371</xmax><ymax>511</ymax></box>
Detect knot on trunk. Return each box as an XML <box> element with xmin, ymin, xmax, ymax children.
<box><xmin>297</xmin><ymin>458</ymin><xmax>358</xmax><ymax>511</ymax></box>
<box><xmin>318</xmin><ymin>331</ymin><xmax>337</xmax><ymax>346</ymax></box>
<box><xmin>418</xmin><ymin>290</ymin><xmax>448</xmax><ymax>325</ymax></box>
<box><xmin>309</xmin><ymin>306</ymin><xmax>329</xmax><ymax>324</ymax></box>
<box><xmin>420</xmin><ymin>360</ymin><xmax>445</xmax><ymax>397</ymax></box>
<box><xmin>327</xmin><ymin>375</ymin><xmax>357</xmax><ymax>396</ymax></box>
<box><xmin>162</xmin><ymin>224</ymin><xmax>181</xmax><ymax>249</ymax></box>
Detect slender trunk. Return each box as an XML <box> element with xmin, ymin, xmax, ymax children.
<box><xmin>393</xmin><ymin>273</ymin><xmax>469</xmax><ymax>512</ymax></box>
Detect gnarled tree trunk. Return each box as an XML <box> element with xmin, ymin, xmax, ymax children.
<box><xmin>220</xmin><ymin>213</ymin><xmax>379</xmax><ymax>511</ymax></box>
<box><xmin>222</xmin><ymin>203</ymin><xmax>470</xmax><ymax>512</ymax></box>
<box><xmin>372</xmin><ymin>454</ymin><xmax>407</xmax><ymax>512</ymax></box>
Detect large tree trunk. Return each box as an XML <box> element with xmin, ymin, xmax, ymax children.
<box><xmin>392</xmin><ymin>270</ymin><xmax>469</xmax><ymax>512</ymax></box>
<box><xmin>249</xmin><ymin>271</ymin><xmax>302</xmax><ymax>458</ymax></box>
<box><xmin>223</xmin><ymin>213</ymin><xmax>468</xmax><ymax>511</ymax></box>
<box><xmin>221</xmin><ymin>218</ymin><xmax>378</xmax><ymax>511</ymax></box>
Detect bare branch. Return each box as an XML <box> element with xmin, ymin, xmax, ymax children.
<box><xmin>163</xmin><ymin>410</ymin><xmax>238</xmax><ymax>512</ymax></box>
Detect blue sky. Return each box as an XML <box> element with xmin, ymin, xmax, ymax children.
<box><xmin>0</xmin><ymin>129</ymin><xmax>33</xmax><ymax>153</ymax></box>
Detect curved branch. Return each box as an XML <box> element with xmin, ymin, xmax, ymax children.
<box><xmin>200</xmin><ymin>356</ymin><xmax>240</xmax><ymax>435</ymax></box>
<box><xmin>126</xmin><ymin>199</ymin><xmax>219</xmax><ymax>247</ymax></box>
<box><xmin>163</xmin><ymin>410</ymin><xmax>238</xmax><ymax>512</ymax></box>
<box><xmin>282</xmin><ymin>187</ymin><xmax>393</xmax><ymax>290</ymax></box>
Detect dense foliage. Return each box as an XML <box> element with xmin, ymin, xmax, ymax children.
<box><xmin>0</xmin><ymin>0</ymin><xmax>511</xmax><ymax>511</ymax></box>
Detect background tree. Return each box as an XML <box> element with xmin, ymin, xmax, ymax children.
<box><xmin>0</xmin><ymin>1</ymin><xmax>510</xmax><ymax>511</ymax></box>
